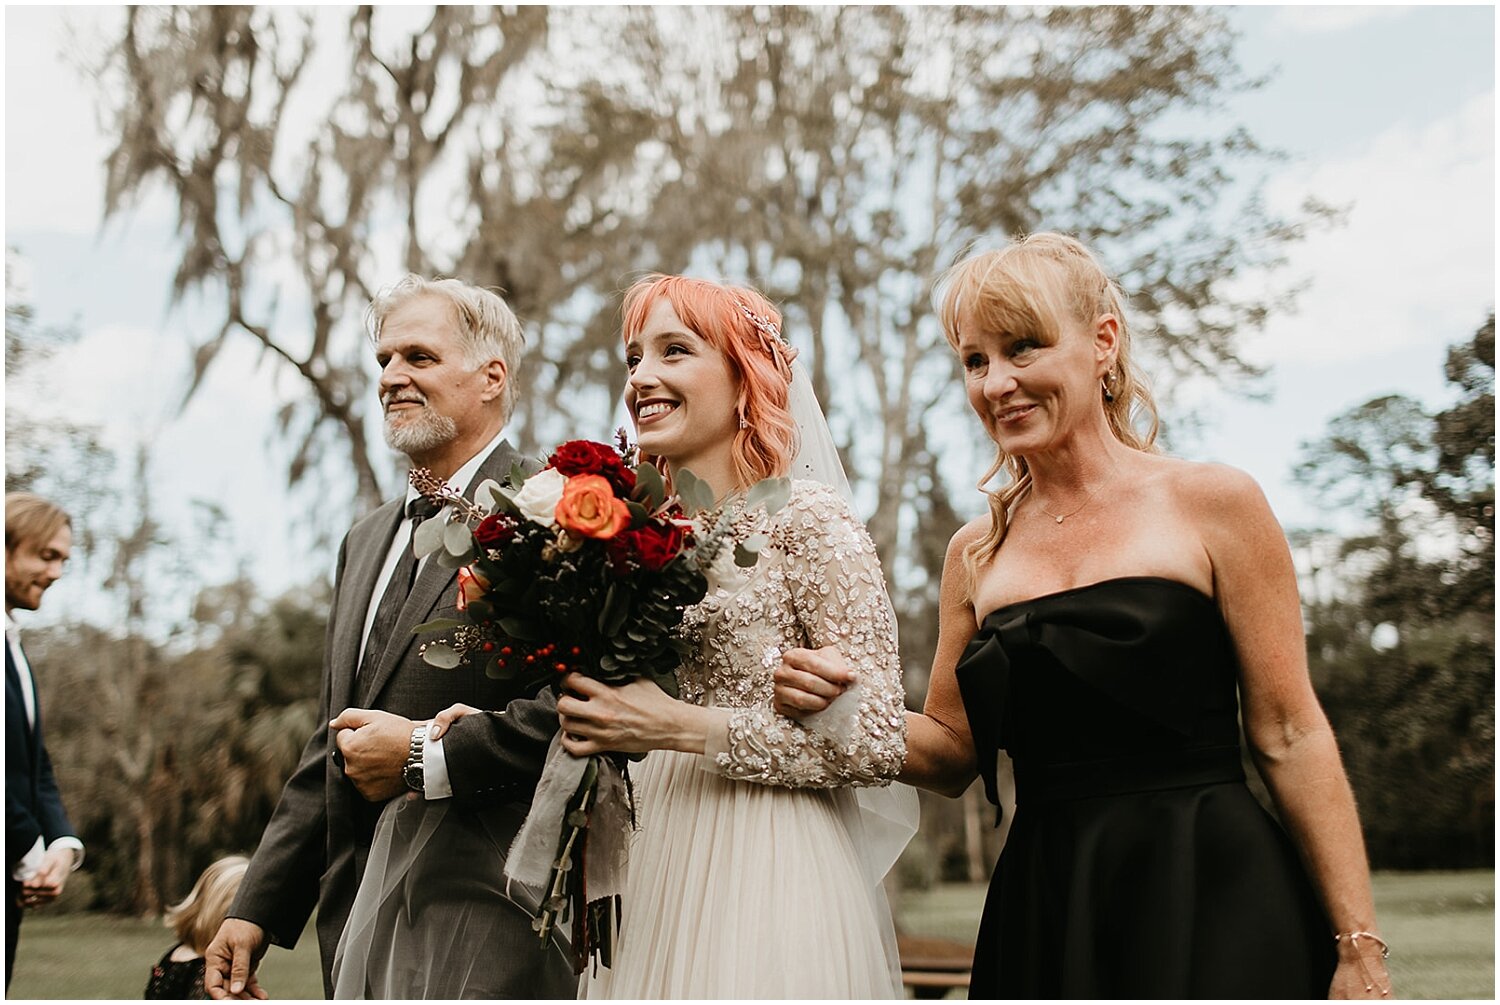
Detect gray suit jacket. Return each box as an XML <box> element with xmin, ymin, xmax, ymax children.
<box><xmin>229</xmin><ymin>441</ymin><xmax>572</xmax><ymax>997</ymax></box>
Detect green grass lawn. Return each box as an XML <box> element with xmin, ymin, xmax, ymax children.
<box><xmin>7</xmin><ymin>871</ymin><xmax>1493</xmax><ymax>999</ymax></box>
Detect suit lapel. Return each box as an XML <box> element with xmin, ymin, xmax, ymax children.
<box><xmin>358</xmin><ymin>441</ymin><xmax>523</xmax><ymax>708</ymax></box>
<box><xmin>6</xmin><ymin>644</ymin><xmax>36</xmax><ymax>752</ymax></box>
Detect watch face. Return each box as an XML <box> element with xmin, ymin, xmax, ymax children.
<box><xmin>403</xmin><ymin>763</ymin><xmax>423</xmax><ymax>791</ymax></box>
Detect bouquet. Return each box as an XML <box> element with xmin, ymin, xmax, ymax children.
<box><xmin>409</xmin><ymin>434</ymin><xmax>787</xmax><ymax>970</ymax></box>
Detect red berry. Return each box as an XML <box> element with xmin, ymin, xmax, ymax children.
<box><xmin>482</xmin><ymin>642</ymin><xmax>495</xmax><ymax>652</ymax></box>
<box><xmin>525</xmin><ymin>654</ymin><xmax>535</xmax><ymax>663</ymax></box>
<box><xmin>501</xmin><ymin>646</ymin><xmax>512</xmax><ymax>655</ymax></box>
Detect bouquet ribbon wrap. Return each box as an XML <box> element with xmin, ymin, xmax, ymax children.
<box><xmin>505</xmin><ymin>733</ymin><xmax>634</xmax><ymax>971</ymax></box>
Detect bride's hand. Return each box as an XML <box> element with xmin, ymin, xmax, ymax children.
<box><xmin>428</xmin><ymin>702</ymin><xmax>481</xmax><ymax>741</ymax></box>
<box><xmin>557</xmin><ymin>674</ymin><xmax>703</xmax><ymax>756</ymax></box>
<box><xmin>772</xmin><ymin>646</ymin><xmax>857</xmax><ymax>719</ymax></box>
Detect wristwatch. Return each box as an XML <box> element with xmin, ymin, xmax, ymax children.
<box><xmin>402</xmin><ymin>724</ymin><xmax>429</xmax><ymax>793</ymax></box>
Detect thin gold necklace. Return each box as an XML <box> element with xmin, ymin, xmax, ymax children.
<box><xmin>1033</xmin><ymin>466</ymin><xmax>1118</xmax><ymax>524</ymax></box>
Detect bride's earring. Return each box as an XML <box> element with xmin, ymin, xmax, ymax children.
<box><xmin>1101</xmin><ymin>373</ymin><xmax>1115</xmax><ymax>404</ymax></box>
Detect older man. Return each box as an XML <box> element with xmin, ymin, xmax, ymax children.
<box><xmin>206</xmin><ymin>278</ymin><xmax>571</xmax><ymax>999</ymax></box>
<box><xmin>4</xmin><ymin>492</ymin><xmax>84</xmax><ymax>990</ymax></box>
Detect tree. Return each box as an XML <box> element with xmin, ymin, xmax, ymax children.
<box><xmin>94</xmin><ymin>6</ymin><xmax>1327</xmax><ymax>548</ymax></box>
<box><xmin>1292</xmin><ymin>394</ymin><xmax>1438</xmax><ymax>627</ymax></box>
<box><xmin>1291</xmin><ymin>316</ymin><xmax>1495</xmax><ymax>869</ymax></box>
<box><xmin>34</xmin><ymin>580</ymin><xmax>325</xmax><ymax>913</ymax></box>
<box><xmin>1420</xmin><ymin>314</ymin><xmax>1494</xmax><ymax>613</ymax></box>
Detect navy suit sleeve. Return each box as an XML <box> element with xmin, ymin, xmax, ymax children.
<box><xmin>33</xmin><ymin>740</ymin><xmax>75</xmax><ymax>843</ymax></box>
<box><xmin>6</xmin><ymin>783</ymin><xmax>42</xmax><ymax>867</ymax></box>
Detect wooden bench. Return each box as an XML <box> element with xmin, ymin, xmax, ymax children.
<box><xmin>899</xmin><ymin>933</ymin><xmax>973</xmax><ymax>999</ymax></box>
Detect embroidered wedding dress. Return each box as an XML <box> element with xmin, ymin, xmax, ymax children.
<box><xmin>582</xmin><ymin>480</ymin><xmax>909</xmax><ymax>999</ymax></box>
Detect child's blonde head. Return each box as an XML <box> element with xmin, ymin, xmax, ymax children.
<box><xmin>164</xmin><ymin>855</ymin><xmax>249</xmax><ymax>955</ymax></box>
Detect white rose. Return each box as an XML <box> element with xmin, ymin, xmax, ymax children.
<box><xmin>512</xmin><ymin>468</ymin><xmax>567</xmax><ymax>526</ymax></box>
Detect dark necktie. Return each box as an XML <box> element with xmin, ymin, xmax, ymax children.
<box><xmin>358</xmin><ymin>497</ymin><xmax>445</xmax><ymax>680</ymax></box>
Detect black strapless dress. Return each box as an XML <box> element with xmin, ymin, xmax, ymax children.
<box><xmin>956</xmin><ymin>577</ymin><xmax>1335</xmax><ymax>999</ymax></box>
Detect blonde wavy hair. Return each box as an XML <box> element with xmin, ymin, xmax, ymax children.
<box><xmin>164</xmin><ymin>855</ymin><xmax>249</xmax><ymax>956</ymax></box>
<box><xmin>935</xmin><ymin>233</ymin><xmax>1160</xmax><ymax>596</ymax></box>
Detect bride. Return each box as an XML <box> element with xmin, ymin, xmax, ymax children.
<box><xmin>441</xmin><ymin>274</ymin><xmax>917</xmax><ymax>998</ymax></box>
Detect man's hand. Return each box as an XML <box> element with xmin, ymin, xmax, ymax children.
<box><xmin>19</xmin><ymin>846</ymin><xmax>75</xmax><ymax>908</ymax></box>
<box><xmin>204</xmin><ymin>918</ymin><xmax>270</xmax><ymax>1000</ymax></box>
<box><xmin>331</xmin><ymin>707</ymin><xmax>416</xmax><ymax>802</ymax></box>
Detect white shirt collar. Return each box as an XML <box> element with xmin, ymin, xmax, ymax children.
<box><xmin>402</xmin><ymin>427</ymin><xmax>509</xmax><ymax>506</ymax></box>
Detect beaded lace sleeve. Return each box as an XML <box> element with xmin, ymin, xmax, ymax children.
<box><xmin>708</xmin><ymin>482</ymin><xmax>907</xmax><ymax>787</ymax></box>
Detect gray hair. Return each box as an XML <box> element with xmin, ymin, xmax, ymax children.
<box><xmin>367</xmin><ymin>275</ymin><xmax>527</xmax><ymax>421</ymax></box>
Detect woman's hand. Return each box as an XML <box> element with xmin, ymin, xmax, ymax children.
<box><xmin>557</xmin><ymin>674</ymin><xmax>717</xmax><ymax>757</ymax></box>
<box><xmin>771</xmin><ymin>646</ymin><xmax>857</xmax><ymax>718</ymax></box>
<box><xmin>1329</xmin><ymin>937</ymin><xmax>1393</xmax><ymax>999</ymax></box>
<box><xmin>428</xmin><ymin>702</ymin><xmax>481</xmax><ymax>741</ymax></box>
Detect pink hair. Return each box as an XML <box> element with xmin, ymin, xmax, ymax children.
<box><xmin>621</xmin><ymin>275</ymin><xmax>798</xmax><ymax>488</ymax></box>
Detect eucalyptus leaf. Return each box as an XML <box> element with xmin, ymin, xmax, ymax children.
<box><xmin>421</xmin><ymin>643</ymin><xmax>462</xmax><ymax>669</ymax></box>
<box><xmin>674</xmin><ymin>467</ymin><xmax>716</xmax><ymax>513</ymax></box>
<box><xmin>632</xmin><ymin>462</ymin><xmax>666</xmax><ymax>510</ymax></box>
<box><xmin>746</xmin><ymin>476</ymin><xmax>791</xmax><ymax>516</ymax></box>
<box><xmin>443</xmin><ymin>519</ymin><xmax>474</xmax><ymax>556</ymax></box>
<box><xmin>412</xmin><ymin>515</ymin><xmax>447</xmax><ymax>558</ymax></box>
<box><xmin>474</xmin><ymin>478</ymin><xmax>503</xmax><ymax>514</ymax></box>
<box><xmin>624</xmin><ymin>499</ymin><xmax>649</xmax><ymax>525</ymax></box>
<box><xmin>436</xmin><ymin>545</ymin><xmax>476</xmax><ymax>569</ymax></box>
<box><xmin>734</xmin><ymin>532</ymin><xmax>768</xmax><ymax>568</ymax></box>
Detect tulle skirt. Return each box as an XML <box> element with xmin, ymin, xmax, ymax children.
<box><xmin>582</xmin><ymin>749</ymin><xmax>902</xmax><ymax>999</ymax></box>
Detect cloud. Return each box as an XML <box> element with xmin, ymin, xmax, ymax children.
<box><xmin>1268</xmin><ymin>6</ymin><xmax>1416</xmax><ymax>35</ymax></box>
<box><xmin>4</xmin><ymin>7</ymin><xmax>122</xmax><ymax>235</ymax></box>
<box><xmin>1249</xmin><ymin>90</ymin><xmax>1495</xmax><ymax>367</ymax></box>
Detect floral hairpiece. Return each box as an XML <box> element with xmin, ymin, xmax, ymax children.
<box><xmin>735</xmin><ymin>300</ymin><xmax>785</xmax><ymax>344</ymax></box>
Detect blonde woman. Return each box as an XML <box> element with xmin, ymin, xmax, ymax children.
<box><xmin>775</xmin><ymin>234</ymin><xmax>1390</xmax><ymax>999</ymax></box>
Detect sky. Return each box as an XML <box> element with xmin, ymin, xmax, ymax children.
<box><xmin>4</xmin><ymin>5</ymin><xmax>1496</xmax><ymax>632</ymax></box>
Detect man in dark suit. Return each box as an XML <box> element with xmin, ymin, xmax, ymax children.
<box><xmin>4</xmin><ymin>492</ymin><xmax>84</xmax><ymax>990</ymax></box>
<box><xmin>205</xmin><ymin>277</ymin><xmax>571</xmax><ymax>998</ymax></box>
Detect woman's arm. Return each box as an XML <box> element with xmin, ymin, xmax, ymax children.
<box><xmin>773</xmin><ymin>518</ymin><xmax>985</xmax><ymax>797</ymax></box>
<box><xmin>1191</xmin><ymin>463</ymin><xmax>1390</xmax><ymax>999</ymax></box>
<box><xmin>702</xmin><ymin>483</ymin><xmax>907</xmax><ymax>787</ymax></box>
<box><xmin>898</xmin><ymin>520</ymin><xmax>983</xmax><ymax>797</ymax></box>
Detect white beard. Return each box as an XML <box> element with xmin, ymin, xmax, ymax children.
<box><xmin>384</xmin><ymin>406</ymin><xmax>458</xmax><ymax>456</ymax></box>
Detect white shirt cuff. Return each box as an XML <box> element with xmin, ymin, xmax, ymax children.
<box><xmin>423</xmin><ymin>733</ymin><xmax>453</xmax><ymax>800</ymax></box>
<box><xmin>49</xmin><ymin>837</ymin><xmax>85</xmax><ymax>871</ymax></box>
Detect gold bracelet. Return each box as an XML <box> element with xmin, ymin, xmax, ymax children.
<box><xmin>1335</xmin><ymin>931</ymin><xmax>1391</xmax><ymax>997</ymax></box>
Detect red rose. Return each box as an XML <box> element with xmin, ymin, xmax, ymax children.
<box><xmin>548</xmin><ymin>440</ymin><xmax>636</xmax><ymax>495</ymax></box>
<box><xmin>474</xmin><ymin>514</ymin><xmax>518</xmax><ymax>547</ymax></box>
<box><xmin>608</xmin><ymin>520</ymin><xmax>686</xmax><ymax>573</ymax></box>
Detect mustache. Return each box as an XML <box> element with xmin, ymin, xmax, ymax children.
<box><xmin>382</xmin><ymin>390</ymin><xmax>428</xmax><ymax>411</ymax></box>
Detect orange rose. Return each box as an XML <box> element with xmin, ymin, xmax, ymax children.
<box><xmin>555</xmin><ymin>474</ymin><xmax>631</xmax><ymax>540</ymax></box>
<box><xmin>456</xmin><ymin>565</ymin><xmax>491</xmax><ymax>612</ymax></box>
